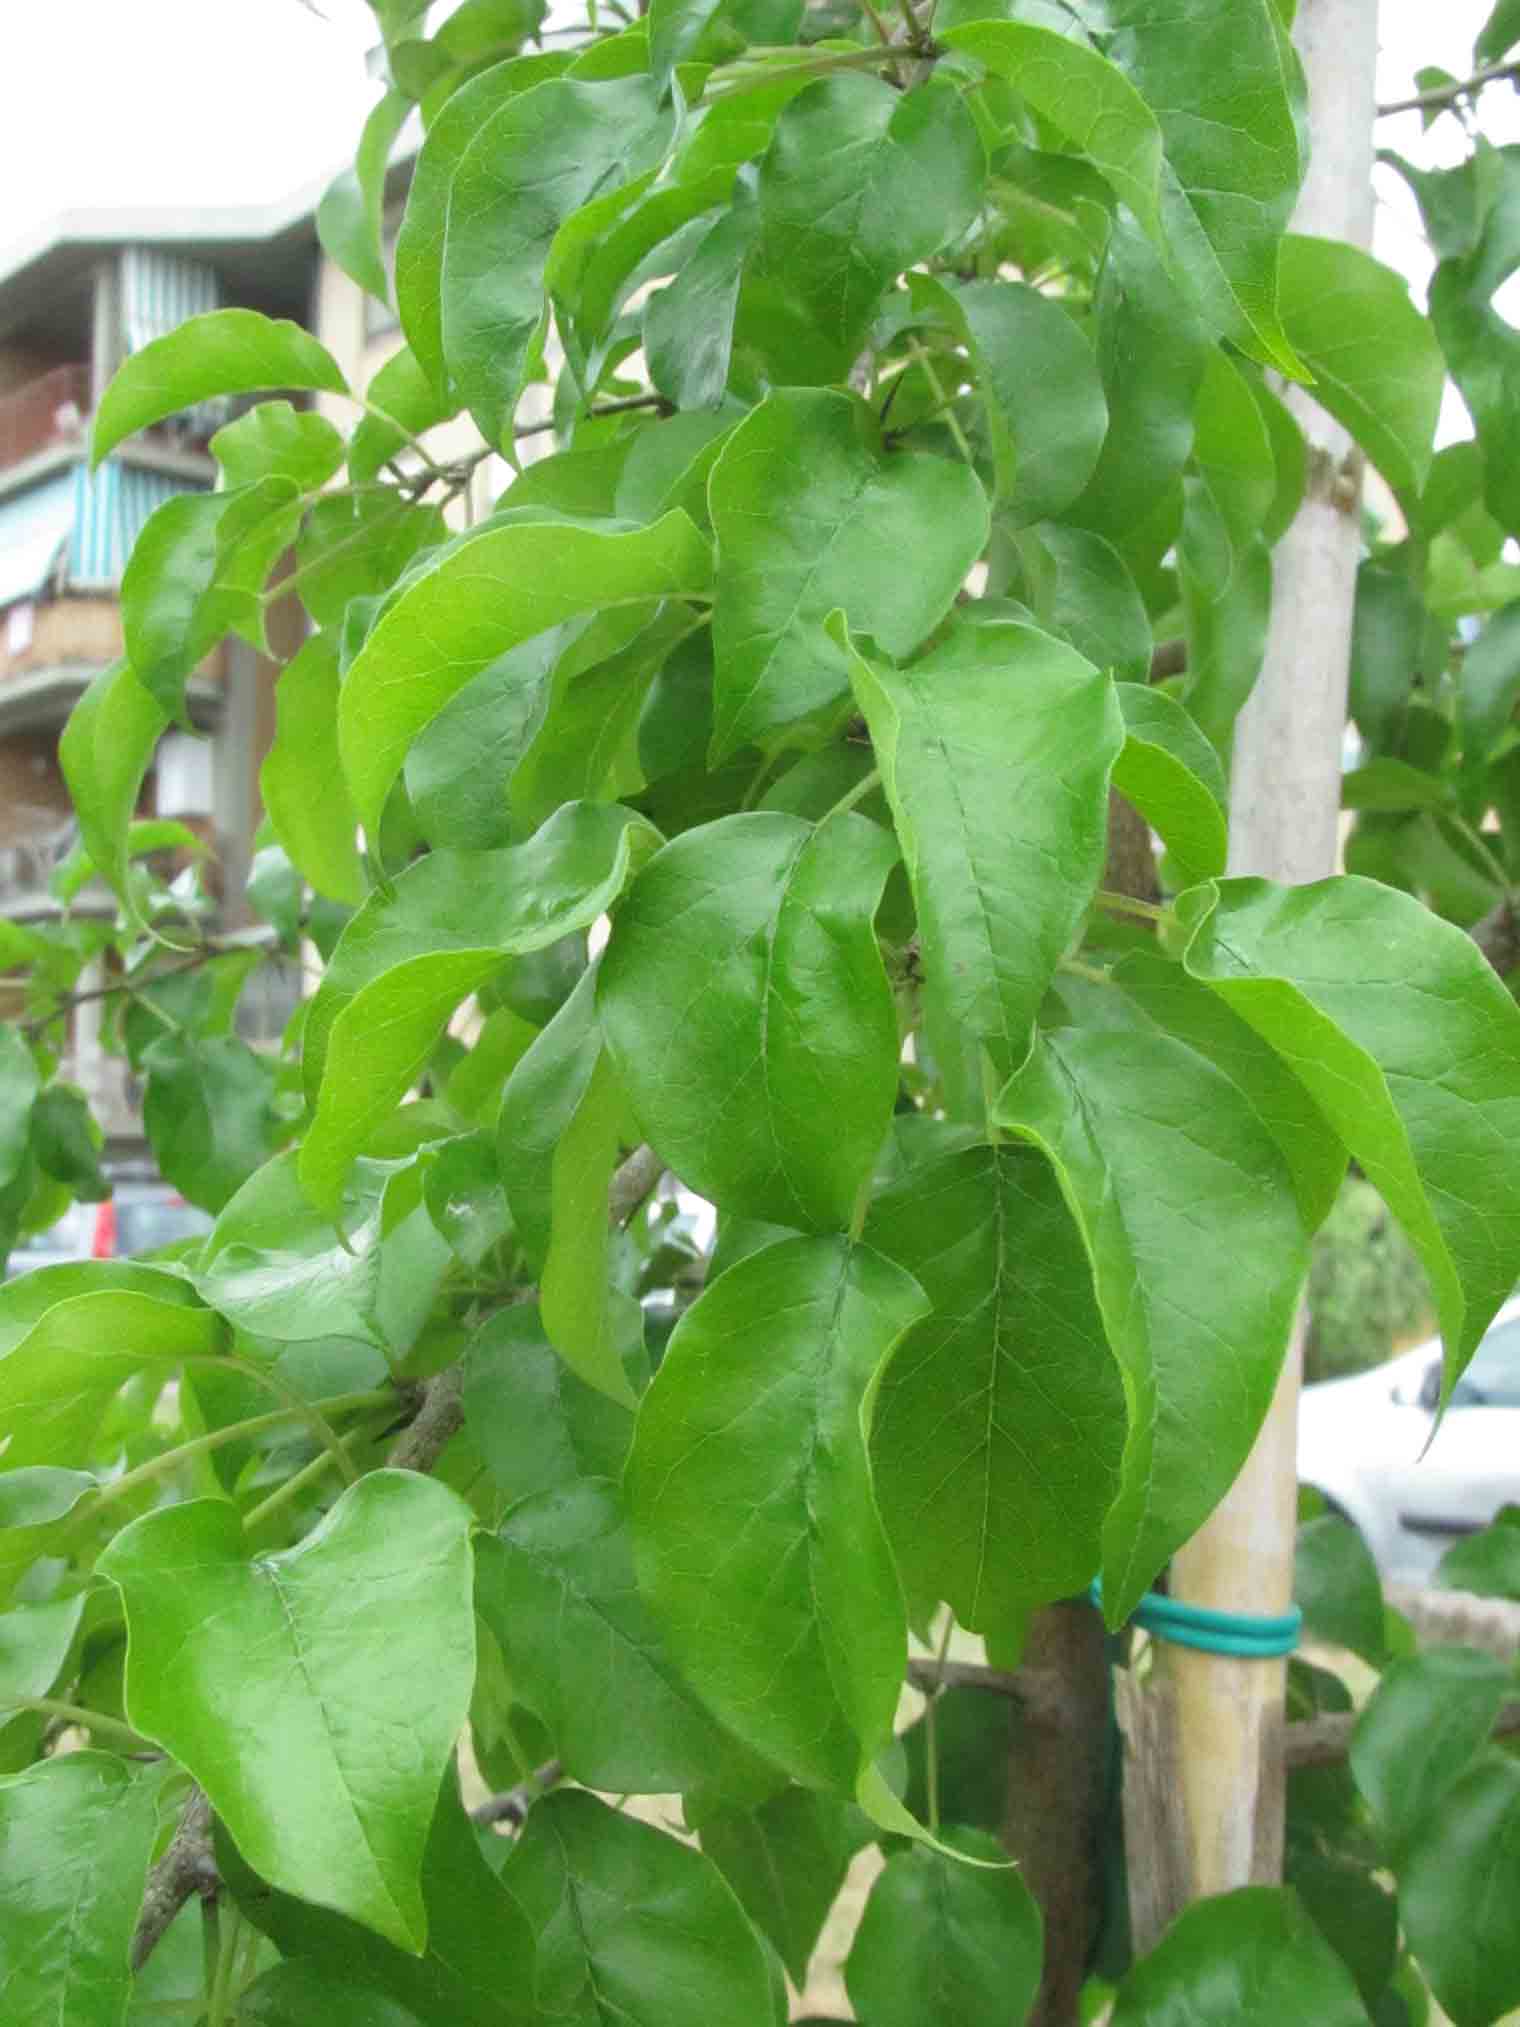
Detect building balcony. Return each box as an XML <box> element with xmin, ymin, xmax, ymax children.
<box><xmin>0</xmin><ymin>363</ymin><xmax>90</xmax><ymax>476</ymax></box>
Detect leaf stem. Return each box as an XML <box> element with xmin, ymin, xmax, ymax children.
<box><xmin>1093</xmin><ymin>889</ymin><xmax>1165</xmax><ymax>924</ymax></box>
<box><xmin>821</xmin><ymin>768</ymin><xmax>882</xmax><ymax>824</ymax></box>
<box><xmin>1059</xmin><ymin>956</ymin><xmax>1113</xmax><ymax>986</ymax></box>
<box><xmin>206</xmin><ymin>1903</ymin><xmax>243</xmax><ymax>2027</ymax></box>
<box><xmin>341</xmin><ymin>392</ymin><xmax>448</xmax><ymax>477</ymax></box>
<box><xmin>705</xmin><ymin>43</ymin><xmax>904</xmax><ymax>98</ymax></box>
<box><xmin>905</xmin><ymin>339</ymin><xmax>974</xmax><ymax>466</ymax></box>
<box><xmin>1378</xmin><ymin>57</ymin><xmax>1520</xmax><ymax>118</ymax></box>
<box><xmin>923</xmin><ymin>1610</ymin><xmax>956</xmax><ymax>1834</ymax></box>
<box><xmin>240</xmin><ymin>1416</ymin><xmax>388</xmax><ymax>1533</ymax></box>
<box><xmin>3</xmin><ymin>1698</ymin><xmax>148</xmax><ymax>1752</ymax></box>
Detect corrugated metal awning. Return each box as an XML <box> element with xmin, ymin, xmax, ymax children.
<box><xmin>0</xmin><ymin>470</ymin><xmax>75</xmax><ymax>609</ymax></box>
<box><xmin>66</xmin><ymin>460</ymin><xmax>196</xmax><ymax>589</ymax></box>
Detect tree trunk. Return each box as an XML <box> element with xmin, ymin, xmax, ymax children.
<box><xmin>1122</xmin><ymin>0</ymin><xmax>1381</xmax><ymax>1943</ymax></box>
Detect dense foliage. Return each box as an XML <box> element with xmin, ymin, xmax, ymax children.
<box><xmin>6</xmin><ymin>0</ymin><xmax>1520</xmax><ymax>2020</ymax></box>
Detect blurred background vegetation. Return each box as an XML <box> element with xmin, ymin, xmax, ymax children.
<box><xmin>1304</xmin><ymin>1177</ymin><xmax>1435</xmax><ymax>1385</ymax></box>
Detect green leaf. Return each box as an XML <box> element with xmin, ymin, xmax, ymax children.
<box><xmin>1350</xmin><ymin>564</ymin><xmax>1424</xmax><ymax>752</ymax></box>
<box><xmin>646</xmin><ymin>192</ymin><xmax>762</xmax><ymax>409</ymax></box>
<box><xmin>840</xmin><ymin>615</ymin><xmax>1122</xmax><ymax>1104</ymax></box>
<box><xmin>198</xmin><ymin>1152</ymin><xmax>451</xmax><ymax>1357</ymax></box>
<box><xmin>1294</xmin><ymin>1514</ymin><xmax>1387</xmax><ymax>1667</ymax></box>
<box><xmin>0</xmin><ymin>1029</ymin><xmax>38</xmax><ymax>1199</ymax></box>
<box><xmin>747</xmin><ymin>75</ymin><xmax>984</xmax><ymax>380</ymax></box>
<box><xmin>260</xmin><ymin>633</ymin><xmax>365</xmax><ymax>905</ymax></box>
<box><xmin>476</xmin><ymin>1480</ymin><xmax>762</xmax><ymax>1793</ymax></box>
<box><xmin>58</xmin><ymin>661</ymin><xmax>169</xmax><ymax>916</ymax></box>
<box><xmin>1278</xmin><ymin>237</ymin><xmax>1445</xmax><ymax>503</ymax></box>
<box><xmin>212</xmin><ymin>400</ymin><xmax>345</xmax><ymax>493</ymax></box>
<box><xmin>506</xmin><ymin>1790</ymin><xmax>775</xmax><ymax>2025</ymax></box>
<box><xmin>1476</xmin><ymin>0</ymin><xmax>1520</xmax><ymax>63</ymax></box>
<box><xmin>940</xmin><ymin>21</ymin><xmax>1164</xmax><ymax>242</ymax></box>
<box><xmin>627</xmin><ymin>1234</ymin><xmax>928</xmax><ymax>1795</ymax></box>
<box><xmin>0</xmin><ymin>1468</ymin><xmax>98</xmax><ymax>1603</ymax></box>
<box><xmin>219</xmin><ymin>1774</ymin><xmax>537</xmax><ymax>2027</ymax></box>
<box><xmin>599</xmin><ymin>812</ymin><xmax>899</xmax><ymax>1229</ymax></box>
<box><xmin>1178</xmin><ymin>875</ymin><xmax>1520</xmax><ymax>1391</ymax></box>
<box><xmin>1063</xmin><ymin>215</ymin><xmax>1210</xmax><ymax>543</ymax></box>
<box><xmin>1179</xmin><ymin>485</ymin><xmax>1273</xmax><ymax>756</ymax></box>
<box><xmin>1339</xmin><ymin>760</ymin><xmax>1451</xmax><ymax>815</ymax></box>
<box><xmin>539</xmin><ymin>1049</ymin><xmax>641</xmax><ymax>1407</ymax></box>
<box><xmin>699</xmin><ymin>1788</ymin><xmax>872</xmax><ymax>1988</ymax></box>
<box><xmin>1460</xmin><ymin>599</ymin><xmax>1520</xmax><ymax>762</ymax></box>
<box><xmin>1351</xmin><ymin>1647</ymin><xmax>1509</xmax><ymax>1858</ymax></box>
<box><xmin>910</xmin><ymin>274</ymin><xmax>1107</xmax><ymax>522</ymax></box>
<box><xmin>100</xmin><ymin>1472</ymin><xmax>474</xmax><ymax>1953</ymax></box>
<box><xmin>241</xmin><ymin>1963</ymin><xmax>429</xmax><ymax>2027</ymax></box>
<box><xmin>1399</xmin><ymin>1755</ymin><xmax>1520</xmax><ymax>2027</ymax></box>
<box><xmin>295</xmin><ymin>491</ymin><xmax>446</xmax><ymax>634</ymax></box>
<box><xmin>866</xmin><ymin>1127</ymin><xmax>1124</xmax><ymax>1638</ymax></box>
<box><xmin>422</xmin><ymin>1133</ymin><xmax>508</xmax><ymax>1267</ymax></box>
<box><xmin>393</xmin><ymin>53</ymin><xmax>571</xmax><ymax>399</ymax></box>
<box><xmin>1110</xmin><ymin>1886</ymin><xmax>1368</xmax><ymax>2026</ymax></box>
<box><xmin>464</xmin><ymin>1303</ymin><xmax>635</xmax><ymax>1503</ymax></box>
<box><xmin>441</xmin><ymin>76</ymin><xmax>671</xmax><ymax>442</ymax></box>
<box><xmin>349</xmin><ymin>346</ymin><xmax>460</xmax><ymax>485</ymax></box>
<box><xmin>993</xmin><ymin>977</ymin><xmax>1308</xmax><ymax>1624</ymax></box>
<box><xmin>0</xmin><ymin>1592</ymin><xmax>87</xmax><ymax>1765</ymax></box>
<box><xmin>92</xmin><ymin>309</ymin><xmax>347</xmax><ymax>466</ymax></box>
<box><xmin>1020</xmin><ymin>525</ymin><xmax>1153</xmax><ymax>683</ymax></box>
<box><xmin>0</xmin><ymin>1266</ymin><xmax>221</xmax><ymax>1470</ymax></box>
<box><xmin>845</xmin><ymin>1830</ymin><xmax>1043</xmax><ymax>2027</ymax></box>
<box><xmin>1106</xmin><ymin>0</ymin><xmax>1304</xmax><ymax>371</ymax></box>
<box><xmin>707</xmin><ymin>390</ymin><xmax>989</xmax><ymax>761</ymax></box>
<box><xmin>0</xmin><ymin>1753</ymin><xmax>162</xmax><ymax>2025</ymax></box>
<box><xmin>1436</xmin><ymin>1504</ymin><xmax>1520</xmax><ymax>1598</ymax></box>
<box><xmin>142</xmin><ymin>1033</ymin><xmax>283</xmax><ymax>1213</ymax></box>
<box><xmin>339</xmin><ymin>510</ymin><xmax>713</xmax><ymax>839</ymax></box>
<box><xmin>499</xmin><ymin>967</ymin><xmax>604</xmax><ymax>1271</ymax></box>
<box><xmin>301</xmin><ymin>802</ymin><xmax>660</xmax><ymax>1213</ymax></box>
<box><xmin>318</xmin><ymin>87</ymin><xmax>411</xmax><ymax>303</ymax></box>
<box><xmin>1113</xmin><ymin>683</ymin><xmax>1228</xmax><ymax>886</ymax></box>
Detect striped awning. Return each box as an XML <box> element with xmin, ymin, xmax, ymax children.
<box><xmin>121</xmin><ymin>247</ymin><xmax>222</xmax><ymax>355</ymax></box>
<box><xmin>0</xmin><ymin>470</ymin><xmax>76</xmax><ymax>609</ymax></box>
<box><xmin>66</xmin><ymin>459</ymin><xmax>197</xmax><ymax>589</ymax></box>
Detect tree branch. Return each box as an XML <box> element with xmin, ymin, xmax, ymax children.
<box><xmin>1286</xmin><ymin>1695</ymin><xmax>1520</xmax><ymax>1770</ymax></box>
<box><xmin>131</xmin><ymin>1787</ymin><xmax>217</xmax><ymax>1972</ymax></box>
<box><xmin>1471</xmin><ymin>895</ymin><xmax>1520</xmax><ymax>977</ymax></box>
<box><xmin>608</xmin><ymin>1143</ymin><xmax>665</xmax><ymax>1228</ymax></box>
<box><xmin>386</xmin><ymin>1367</ymin><xmax>463</xmax><ymax>1474</ymax></box>
<box><xmin>1378</xmin><ymin>59</ymin><xmax>1520</xmax><ymax>118</ymax></box>
<box><xmin>470</xmin><ymin>1758</ymin><xmax>564</xmax><ymax>1827</ymax></box>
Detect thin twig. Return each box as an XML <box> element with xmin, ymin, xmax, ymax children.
<box><xmin>1378</xmin><ymin>58</ymin><xmax>1520</xmax><ymax>118</ymax></box>
<box><xmin>1286</xmin><ymin>1696</ymin><xmax>1520</xmax><ymax>1770</ymax></box>
<box><xmin>386</xmin><ymin>1366</ymin><xmax>464</xmax><ymax>1474</ymax></box>
<box><xmin>470</xmin><ymin>1758</ymin><xmax>565</xmax><ymax>1827</ymax></box>
<box><xmin>512</xmin><ymin>392</ymin><xmax>673</xmax><ymax>445</ymax></box>
<box><xmin>608</xmin><ymin>1143</ymin><xmax>665</xmax><ymax>1229</ymax></box>
<box><xmin>131</xmin><ymin>1789</ymin><xmax>217</xmax><ymax>1972</ymax></box>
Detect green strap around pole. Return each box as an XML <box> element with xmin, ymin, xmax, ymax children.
<box><xmin>1089</xmin><ymin>1580</ymin><xmax>1302</xmax><ymax>1658</ymax></box>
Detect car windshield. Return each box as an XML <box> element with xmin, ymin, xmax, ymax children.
<box><xmin>1451</xmin><ymin>1317</ymin><xmax>1520</xmax><ymax>1407</ymax></box>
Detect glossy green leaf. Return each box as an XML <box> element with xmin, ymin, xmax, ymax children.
<box><xmin>0</xmin><ymin>1592</ymin><xmax>87</xmax><ymax>1764</ymax></box>
<box><xmin>301</xmin><ymin>803</ymin><xmax>660</xmax><ymax>1213</ymax></box>
<box><xmin>101</xmin><ymin>1472</ymin><xmax>474</xmax><ymax>1953</ymax></box>
<box><xmin>700</xmin><ymin>1788</ymin><xmax>872</xmax><ymax>1988</ymax></box>
<box><xmin>499</xmin><ymin>966</ymin><xmax>604</xmax><ymax>1271</ymax></box>
<box><xmin>747</xmin><ymin>75</ymin><xmax>984</xmax><ymax>380</ymax></box>
<box><xmin>941</xmin><ymin>21</ymin><xmax>1164</xmax><ymax>240</ymax></box>
<box><xmin>142</xmin><ymin>1033</ymin><xmax>283</xmax><ymax>1213</ymax></box>
<box><xmin>505</xmin><ymin>1790</ymin><xmax>775</xmax><ymax>2026</ymax></box>
<box><xmin>628</xmin><ymin>1234</ymin><xmax>928</xmax><ymax>1795</ymax></box>
<box><xmin>1021</xmin><ymin>525</ymin><xmax>1153</xmax><ymax>684</ymax></box>
<box><xmin>393</xmin><ymin>53</ymin><xmax>572</xmax><ymax>399</ymax></box>
<box><xmin>1110</xmin><ymin>1886</ymin><xmax>1368</xmax><ymax>2026</ymax></box>
<box><xmin>1113</xmin><ymin>683</ymin><xmax>1228</xmax><ymax>886</ymax></box>
<box><xmin>1294</xmin><ymin>1514</ymin><xmax>1387</xmax><ymax>1667</ymax></box>
<box><xmin>464</xmin><ymin>1303</ymin><xmax>635</xmax><ymax>1504</ymax></box>
<box><xmin>0</xmin><ymin>1468</ymin><xmax>97</xmax><ymax>1603</ymax></box>
<box><xmin>707</xmin><ymin>390</ymin><xmax>988</xmax><ymax>761</ymax></box>
<box><xmin>1352</xmin><ymin>1647</ymin><xmax>1509</xmax><ymax>1858</ymax></box>
<box><xmin>219</xmin><ymin>1775</ymin><xmax>537</xmax><ymax>2027</ymax></box>
<box><xmin>1191</xmin><ymin>348</ymin><xmax>1278</xmax><ymax>554</ymax></box>
<box><xmin>1278</xmin><ymin>236</ymin><xmax>1445</xmax><ymax>502</ymax></box>
<box><xmin>0</xmin><ymin>1265</ymin><xmax>222</xmax><ymax>1470</ymax></box>
<box><xmin>295</xmin><ymin>491</ymin><xmax>446</xmax><ymax>634</ymax></box>
<box><xmin>993</xmin><ymin>978</ymin><xmax>1307</xmax><ymax>1623</ymax></box>
<box><xmin>318</xmin><ymin>87</ymin><xmax>411</xmax><ymax>303</ymax></box>
<box><xmin>911</xmin><ymin>274</ymin><xmax>1107</xmax><ymax>522</ymax></box>
<box><xmin>477</xmin><ymin>1479</ymin><xmax>761</xmax><ymax>1793</ymax></box>
<box><xmin>58</xmin><ymin>661</ymin><xmax>169</xmax><ymax>916</ymax></box>
<box><xmin>339</xmin><ymin>510</ymin><xmax>713</xmax><ymax>839</ymax></box>
<box><xmin>0</xmin><ymin>1753</ymin><xmax>162</xmax><ymax>2026</ymax></box>
<box><xmin>1436</xmin><ymin>1504</ymin><xmax>1520</xmax><ymax>1598</ymax></box>
<box><xmin>841</xmin><ymin>615</ymin><xmax>1122</xmax><ymax>1103</ymax></box>
<box><xmin>92</xmin><ymin>309</ymin><xmax>347</xmax><ymax>466</ymax></box>
<box><xmin>198</xmin><ymin>1151</ymin><xmax>451</xmax><ymax>1357</ymax></box>
<box><xmin>845</xmin><ymin>1830</ymin><xmax>1043</xmax><ymax>2027</ymax></box>
<box><xmin>260</xmin><ymin>633</ymin><xmax>365</xmax><ymax>904</ymax></box>
<box><xmin>866</xmin><ymin>1128</ymin><xmax>1125</xmax><ymax>1638</ymax></box>
<box><xmin>646</xmin><ymin>192</ymin><xmax>761</xmax><ymax>410</ymax></box>
<box><xmin>1400</xmin><ymin>1755</ymin><xmax>1520</xmax><ymax>2027</ymax></box>
<box><xmin>0</xmin><ymin>1030</ymin><xmax>37</xmax><ymax>1199</ymax></box>
<box><xmin>349</xmin><ymin>347</ymin><xmax>461</xmax><ymax>486</ymax></box>
<box><xmin>212</xmin><ymin>399</ymin><xmax>344</xmax><ymax>494</ymax></box>
<box><xmin>1179</xmin><ymin>875</ymin><xmax>1520</xmax><ymax>1390</ymax></box>
<box><xmin>599</xmin><ymin>812</ymin><xmax>899</xmax><ymax>1229</ymax></box>
<box><xmin>1179</xmin><ymin>484</ymin><xmax>1274</xmax><ymax>755</ymax></box>
<box><xmin>1063</xmin><ymin>215</ymin><xmax>1210</xmax><ymax>543</ymax></box>
<box><xmin>441</xmin><ymin>76</ymin><xmax>671</xmax><ymax>441</ymax></box>
<box><xmin>539</xmin><ymin>1049</ymin><xmax>641</xmax><ymax>1407</ymax></box>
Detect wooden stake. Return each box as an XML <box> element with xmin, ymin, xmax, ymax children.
<box><xmin>1125</xmin><ymin>0</ymin><xmax>1381</xmax><ymax>1935</ymax></box>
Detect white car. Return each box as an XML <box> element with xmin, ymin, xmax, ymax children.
<box><xmin>1297</xmin><ymin>1297</ymin><xmax>1520</xmax><ymax>1581</ymax></box>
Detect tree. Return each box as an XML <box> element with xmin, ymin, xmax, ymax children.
<box><xmin>5</xmin><ymin>0</ymin><xmax>1520</xmax><ymax>2022</ymax></box>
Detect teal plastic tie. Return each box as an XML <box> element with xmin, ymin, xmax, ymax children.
<box><xmin>1088</xmin><ymin>1580</ymin><xmax>1301</xmax><ymax>1658</ymax></box>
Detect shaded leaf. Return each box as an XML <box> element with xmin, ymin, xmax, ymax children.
<box><xmin>261</xmin><ymin>633</ymin><xmax>365</xmax><ymax>904</ymax></box>
<box><xmin>700</xmin><ymin>1787</ymin><xmax>872</xmax><ymax>1988</ymax></box>
<box><xmin>318</xmin><ymin>88</ymin><xmax>411</xmax><ymax>303</ymax></box>
<box><xmin>1399</xmin><ymin>1755</ymin><xmax>1520</xmax><ymax>2027</ymax></box>
<box><xmin>1110</xmin><ymin>1886</ymin><xmax>1368</xmax><ymax>2026</ymax></box>
<box><xmin>1295</xmin><ymin>1514</ymin><xmax>1387</xmax><ymax>1668</ymax></box>
<box><xmin>142</xmin><ymin>1033</ymin><xmax>284</xmax><ymax>1213</ymax></box>
<box><xmin>1113</xmin><ymin>682</ymin><xmax>1228</xmax><ymax>887</ymax></box>
<box><xmin>1352</xmin><ymin>1646</ymin><xmax>1509</xmax><ymax>1857</ymax></box>
<box><xmin>463</xmin><ymin>1303</ymin><xmax>635</xmax><ymax>1504</ymax></box>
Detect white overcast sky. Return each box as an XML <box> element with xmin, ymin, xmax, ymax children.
<box><xmin>0</xmin><ymin>1</ymin><xmax>1514</xmax><ymax>390</ymax></box>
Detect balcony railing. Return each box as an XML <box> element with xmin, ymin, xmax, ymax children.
<box><xmin>0</xmin><ymin>364</ymin><xmax>90</xmax><ymax>476</ymax></box>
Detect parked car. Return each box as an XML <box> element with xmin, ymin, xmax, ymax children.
<box><xmin>1298</xmin><ymin>1297</ymin><xmax>1520</xmax><ymax>1581</ymax></box>
<box><xmin>5</xmin><ymin>1180</ymin><xmax>211</xmax><ymax>1277</ymax></box>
